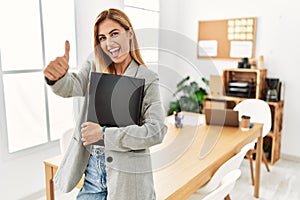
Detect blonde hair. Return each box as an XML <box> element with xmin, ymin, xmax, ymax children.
<box><xmin>94</xmin><ymin>8</ymin><xmax>145</xmax><ymax>73</ymax></box>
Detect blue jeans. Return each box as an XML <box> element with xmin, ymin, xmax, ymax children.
<box><xmin>76</xmin><ymin>146</ymin><xmax>107</xmax><ymax>200</ymax></box>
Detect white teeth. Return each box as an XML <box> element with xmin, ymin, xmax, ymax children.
<box><xmin>109</xmin><ymin>48</ymin><xmax>120</xmax><ymax>57</ymax></box>
<box><xmin>109</xmin><ymin>48</ymin><xmax>119</xmax><ymax>54</ymax></box>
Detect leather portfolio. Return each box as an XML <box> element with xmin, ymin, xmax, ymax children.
<box><xmin>87</xmin><ymin>72</ymin><xmax>145</xmax><ymax>128</ymax></box>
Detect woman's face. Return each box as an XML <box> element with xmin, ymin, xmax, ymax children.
<box><xmin>97</xmin><ymin>19</ymin><xmax>132</xmax><ymax>64</ymax></box>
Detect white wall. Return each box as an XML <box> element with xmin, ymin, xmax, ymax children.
<box><xmin>75</xmin><ymin>0</ymin><xmax>123</xmax><ymax>66</ymax></box>
<box><xmin>159</xmin><ymin>0</ymin><xmax>300</xmax><ymax>158</ymax></box>
<box><xmin>0</xmin><ymin>142</ymin><xmax>61</xmax><ymax>199</ymax></box>
<box><xmin>0</xmin><ymin>1</ymin><xmax>123</xmax><ymax>199</ymax></box>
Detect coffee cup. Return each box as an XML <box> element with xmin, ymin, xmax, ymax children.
<box><xmin>240</xmin><ymin>115</ymin><xmax>250</xmax><ymax>131</ymax></box>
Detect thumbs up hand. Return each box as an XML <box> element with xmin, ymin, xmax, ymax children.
<box><xmin>64</xmin><ymin>40</ymin><xmax>70</xmax><ymax>63</ymax></box>
<box><xmin>43</xmin><ymin>40</ymin><xmax>70</xmax><ymax>81</ymax></box>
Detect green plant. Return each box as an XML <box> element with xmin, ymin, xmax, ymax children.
<box><xmin>263</xmin><ymin>143</ymin><xmax>271</xmax><ymax>153</ymax></box>
<box><xmin>167</xmin><ymin>76</ymin><xmax>209</xmax><ymax>115</ymax></box>
<box><xmin>263</xmin><ymin>143</ymin><xmax>271</xmax><ymax>160</ymax></box>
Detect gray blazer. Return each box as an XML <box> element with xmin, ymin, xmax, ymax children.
<box><xmin>50</xmin><ymin>58</ymin><xmax>168</xmax><ymax>200</ymax></box>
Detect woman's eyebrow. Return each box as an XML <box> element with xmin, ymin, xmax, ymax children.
<box><xmin>108</xmin><ymin>29</ymin><xmax>120</xmax><ymax>34</ymax></box>
<box><xmin>98</xmin><ymin>29</ymin><xmax>120</xmax><ymax>36</ymax></box>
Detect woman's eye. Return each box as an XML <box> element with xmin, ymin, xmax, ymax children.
<box><xmin>111</xmin><ymin>32</ymin><xmax>119</xmax><ymax>37</ymax></box>
<box><xmin>98</xmin><ymin>36</ymin><xmax>106</xmax><ymax>42</ymax></box>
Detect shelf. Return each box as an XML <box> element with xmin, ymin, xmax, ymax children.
<box><xmin>267</xmin><ymin>131</ymin><xmax>275</xmax><ymax>138</ymax></box>
<box><xmin>223</xmin><ymin>68</ymin><xmax>267</xmax><ymax>99</ymax></box>
<box><xmin>204</xmin><ymin>68</ymin><xmax>284</xmax><ymax>165</ymax></box>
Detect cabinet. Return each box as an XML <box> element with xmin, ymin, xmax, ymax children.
<box><xmin>223</xmin><ymin>68</ymin><xmax>267</xmax><ymax>99</ymax></box>
<box><xmin>204</xmin><ymin>68</ymin><xmax>284</xmax><ymax>165</ymax></box>
<box><xmin>265</xmin><ymin>101</ymin><xmax>284</xmax><ymax>164</ymax></box>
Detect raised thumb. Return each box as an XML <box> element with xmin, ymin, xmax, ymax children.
<box><xmin>64</xmin><ymin>40</ymin><xmax>70</xmax><ymax>62</ymax></box>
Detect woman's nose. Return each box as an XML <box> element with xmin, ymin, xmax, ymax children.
<box><xmin>105</xmin><ymin>36</ymin><xmax>114</xmax><ymax>46</ymax></box>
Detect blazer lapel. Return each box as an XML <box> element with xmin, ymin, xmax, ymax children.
<box><xmin>123</xmin><ymin>60</ymin><xmax>139</xmax><ymax>77</ymax></box>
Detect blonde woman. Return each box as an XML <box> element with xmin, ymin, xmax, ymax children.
<box><xmin>44</xmin><ymin>8</ymin><xmax>167</xmax><ymax>200</ymax></box>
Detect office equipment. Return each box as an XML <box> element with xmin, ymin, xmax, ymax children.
<box><xmin>238</xmin><ymin>57</ymin><xmax>251</xmax><ymax>69</ymax></box>
<box><xmin>223</xmin><ymin>68</ymin><xmax>267</xmax><ymax>99</ymax></box>
<box><xmin>204</xmin><ymin>108</ymin><xmax>239</xmax><ymax>127</ymax></box>
<box><xmin>87</xmin><ymin>72</ymin><xmax>145</xmax><ymax>127</ymax></box>
<box><xmin>265</xmin><ymin>78</ymin><xmax>280</xmax><ymax>102</ymax></box>
<box><xmin>227</xmin><ymin>81</ymin><xmax>254</xmax><ymax>98</ymax></box>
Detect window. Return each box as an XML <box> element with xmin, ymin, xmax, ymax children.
<box><xmin>0</xmin><ymin>0</ymin><xmax>76</xmax><ymax>153</ymax></box>
<box><xmin>124</xmin><ymin>0</ymin><xmax>160</xmax><ymax>66</ymax></box>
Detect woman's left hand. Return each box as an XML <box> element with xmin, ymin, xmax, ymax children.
<box><xmin>81</xmin><ymin>122</ymin><xmax>102</xmax><ymax>146</ymax></box>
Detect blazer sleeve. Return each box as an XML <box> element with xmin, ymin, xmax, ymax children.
<box><xmin>46</xmin><ymin>58</ymin><xmax>93</xmax><ymax>97</ymax></box>
<box><xmin>104</xmin><ymin>74</ymin><xmax>168</xmax><ymax>152</ymax></box>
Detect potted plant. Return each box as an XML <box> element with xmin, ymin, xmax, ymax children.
<box><xmin>167</xmin><ymin>76</ymin><xmax>209</xmax><ymax>115</ymax></box>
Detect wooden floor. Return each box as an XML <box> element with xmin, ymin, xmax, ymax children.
<box><xmin>38</xmin><ymin>158</ymin><xmax>300</xmax><ymax>200</ymax></box>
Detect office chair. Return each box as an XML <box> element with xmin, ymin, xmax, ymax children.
<box><xmin>233</xmin><ymin>99</ymin><xmax>272</xmax><ymax>185</ymax></box>
<box><xmin>59</xmin><ymin>128</ymin><xmax>73</xmax><ymax>154</ymax></box>
<box><xmin>188</xmin><ymin>143</ymin><xmax>250</xmax><ymax>200</ymax></box>
<box><xmin>202</xmin><ymin>169</ymin><xmax>241</xmax><ymax>200</ymax></box>
<box><xmin>188</xmin><ymin>169</ymin><xmax>241</xmax><ymax>200</ymax></box>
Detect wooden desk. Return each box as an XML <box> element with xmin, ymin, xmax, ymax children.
<box><xmin>43</xmin><ymin>156</ymin><xmax>84</xmax><ymax>200</ymax></box>
<box><xmin>44</xmin><ymin>118</ymin><xmax>263</xmax><ymax>200</ymax></box>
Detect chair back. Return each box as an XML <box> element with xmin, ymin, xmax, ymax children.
<box><xmin>59</xmin><ymin>128</ymin><xmax>73</xmax><ymax>154</ymax></box>
<box><xmin>201</xmin><ymin>169</ymin><xmax>241</xmax><ymax>200</ymax></box>
<box><xmin>197</xmin><ymin>148</ymin><xmax>246</xmax><ymax>194</ymax></box>
<box><xmin>233</xmin><ymin>99</ymin><xmax>272</xmax><ymax>137</ymax></box>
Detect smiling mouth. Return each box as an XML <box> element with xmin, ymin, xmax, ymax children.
<box><xmin>109</xmin><ymin>47</ymin><xmax>120</xmax><ymax>58</ymax></box>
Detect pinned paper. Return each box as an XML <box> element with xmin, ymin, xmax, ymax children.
<box><xmin>198</xmin><ymin>40</ymin><xmax>218</xmax><ymax>57</ymax></box>
<box><xmin>230</xmin><ymin>41</ymin><xmax>252</xmax><ymax>58</ymax></box>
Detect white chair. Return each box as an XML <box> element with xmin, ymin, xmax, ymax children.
<box><xmin>202</xmin><ymin>169</ymin><xmax>241</xmax><ymax>200</ymax></box>
<box><xmin>188</xmin><ymin>143</ymin><xmax>250</xmax><ymax>200</ymax></box>
<box><xmin>59</xmin><ymin>128</ymin><xmax>73</xmax><ymax>154</ymax></box>
<box><xmin>233</xmin><ymin>99</ymin><xmax>272</xmax><ymax>185</ymax></box>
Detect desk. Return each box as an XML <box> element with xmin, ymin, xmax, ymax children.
<box><xmin>44</xmin><ymin>118</ymin><xmax>263</xmax><ymax>200</ymax></box>
<box><xmin>44</xmin><ymin>156</ymin><xmax>84</xmax><ymax>200</ymax></box>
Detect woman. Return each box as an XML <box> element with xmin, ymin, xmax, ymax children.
<box><xmin>43</xmin><ymin>8</ymin><xmax>167</xmax><ymax>200</ymax></box>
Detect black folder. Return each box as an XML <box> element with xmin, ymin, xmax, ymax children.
<box><xmin>87</xmin><ymin>72</ymin><xmax>145</xmax><ymax>128</ymax></box>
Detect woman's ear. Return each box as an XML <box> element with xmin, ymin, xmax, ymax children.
<box><xmin>128</xmin><ymin>27</ymin><xmax>134</xmax><ymax>39</ymax></box>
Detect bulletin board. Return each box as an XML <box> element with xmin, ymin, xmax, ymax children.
<box><xmin>197</xmin><ymin>17</ymin><xmax>256</xmax><ymax>60</ymax></box>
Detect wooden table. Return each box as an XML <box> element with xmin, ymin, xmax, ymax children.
<box><xmin>44</xmin><ymin>117</ymin><xmax>263</xmax><ymax>200</ymax></box>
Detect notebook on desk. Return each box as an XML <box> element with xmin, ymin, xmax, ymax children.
<box><xmin>204</xmin><ymin>108</ymin><xmax>239</xmax><ymax>127</ymax></box>
<box><xmin>87</xmin><ymin>72</ymin><xmax>145</xmax><ymax>128</ymax></box>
